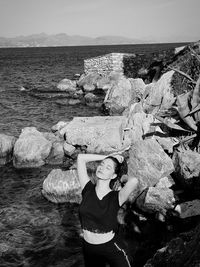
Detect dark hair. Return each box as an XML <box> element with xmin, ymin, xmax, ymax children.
<box><xmin>106</xmin><ymin>156</ymin><xmax>128</xmax><ymax>189</ymax></box>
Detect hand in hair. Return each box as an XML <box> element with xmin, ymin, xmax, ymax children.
<box><xmin>108</xmin><ymin>152</ymin><xmax>124</xmax><ymax>163</ymax></box>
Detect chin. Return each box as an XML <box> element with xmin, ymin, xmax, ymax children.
<box><xmin>96</xmin><ymin>171</ymin><xmax>107</xmax><ymax>180</ymax></box>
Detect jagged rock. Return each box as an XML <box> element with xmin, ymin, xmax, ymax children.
<box><xmin>128</xmin><ymin>139</ymin><xmax>175</xmax><ymax>194</ymax></box>
<box><xmin>155</xmin><ymin>175</ymin><xmax>175</xmax><ymax>189</ymax></box>
<box><xmin>136</xmin><ymin>186</ymin><xmax>175</xmax><ymax>215</ymax></box>
<box><xmin>51</xmin><ymin>121</ymin><xmax>69</xmax><ymax>133</ymax></box>
<box><xmin>153</xmin><ymin>135</ymin><xmax>179</xmax><ymax>154</ymax></box>
<box><xmin>144</xmin><ymin>223</ymin><xmax>200</xmax><ymax>267</ymax></box>
<box><xmin>175</xmin><ymin>200</ymin><xmax>200</xmax><ymax>219</ymax></box>
<box><xmin>57</xmin><ymin>78</ymin><xmax>77</xmax><ymax>91</ymax></box>
<box><xmin>58</xmin><ymin>116</ymin><xmax>129</xmax><ymax>153</ymax></box>
<box><xmin>128</xmin><ymin>78</ymin><xmax>146</xmax><ymax>101</ymax></box>
<box><xmin>103</xmin><ymin>76</ymin><xmax>132</xmax><ymax>115</ymax></box>
<box><xmin>13</xmin><ymin>127</ymin><xmax>52</xmax><ymax>168</ymax></box>
<box><xmin>142</xmin><ymin>70</ymin><xmax>176</xmax><ymax>114</ymax></box>
<box><xmin>42</xmin><ymin>169</ymin><xmax>81</xmax><ymax>203</ymax></box>
<box><xmin>0</xmin><ymin>134</ymin><xmax>16</xmax><ymax>165</ymax></box>
<box><xmin>173</xmin><ymin>148</ymin><xmax>200</xmax><ymax>187</ymax></box>
<box><xmin>63</xmin><ymin>142</ymin><xmax>76</xmax><ymax>156</ymax></box>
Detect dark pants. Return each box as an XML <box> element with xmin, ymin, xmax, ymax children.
<box><xmin>82</xmin><ymin>235</ymin><xmax>132</xmax><ymax>267</ymax></box>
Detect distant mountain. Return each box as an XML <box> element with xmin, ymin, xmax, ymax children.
<box><xmin>0</xmin><ymin>33</ymin><xmax>146</xmax><ymax>47</ymax></box>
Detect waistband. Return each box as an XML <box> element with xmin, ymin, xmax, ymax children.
<box><xmin>82</xmin><ymin>233</ymin><xmax>120</xmax><ymax>247</ymax></box>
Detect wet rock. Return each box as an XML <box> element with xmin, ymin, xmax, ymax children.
<box><xmin>173</xmin><ymin>148</ymin><xmax>200</xmax><ymax>187</ymax></box>
<box><xmin>0</xmin><ymin>133</ymin><xmax>16</xmax><ymax>165</ymax></box>
<box><xmin>142</xmin><ymin>70</ymin><xmax>176</xmax><ymax>114</ymax></box>
<box><xmin>57</xmin><ymin>78</ymin><xmax>77</xmax><ymax>92</ymax></box>
<box><xmin>58</xmin><ymin>116</ymin><xmax>129</xmax><ymax>153</ymax></box>
<box><xmin>42</xmin><ymin>169</ymin><xmax>81</xmax><ymax>203</ymax></box>
<box><xmin>103</xmin><ymin>76</ymin><xmax>132</xmax><ymax>115</ymax></box>
<box><xmin>13</xmin><ymin>127</ymin><xmax>52</xmax><ymax>168</ymax></box>
<box><xmin>128</xmin><ymin>139</ymin><xmax>175</xmax><ymax>193</ymax></box>
<box><xmin>174</xmin><ymin>200</ymin><xmax>200</xmax><ymax>219</ymax></box>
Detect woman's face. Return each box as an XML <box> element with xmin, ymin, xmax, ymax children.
<box><xmin>96</xmin><ymin>158</ymin><xmax>117</xmax><ymax>180</ymax></box>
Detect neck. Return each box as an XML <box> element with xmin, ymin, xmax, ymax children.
<box><xmin>96</xmin><ymin>179</ymin><xmax>111</xmax><ymax>192</ymax></box>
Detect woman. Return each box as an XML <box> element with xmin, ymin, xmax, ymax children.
<box><xmin>77</xmin><ymin>153</ymin><xmax>138</xmax><ymax>267</ymax></box>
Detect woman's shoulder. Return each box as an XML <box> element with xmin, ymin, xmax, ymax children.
<box><xmin>81</xmin><ymin>180</ymin><xmax>94</xmax><ymax>196</ymax></box>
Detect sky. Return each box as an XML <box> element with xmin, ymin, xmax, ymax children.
<box><xmin>0</xmin><ymin>0</ymin><xmax>199</xmax><ymax>42</ymax></box>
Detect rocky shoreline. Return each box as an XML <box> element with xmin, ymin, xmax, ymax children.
<box><xmin>1</xmin><ymin>40</ymin><xmax>200</xmax><ymax>266</ymax></box>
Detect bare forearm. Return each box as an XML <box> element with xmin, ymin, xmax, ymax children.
<box><xmin>77</xmin><ymin>153</ymin><xmax>106</xmax><ymax>163</ymax></box>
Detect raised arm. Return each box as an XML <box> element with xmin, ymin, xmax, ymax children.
<box><xmin>77</xmin><ymin>153</ymin><xmax>106</xmax><ymax>189</ymax></box>
<box><xmin>119</xmin><ymin>177</ymin><xmax>139</xmax><ymax>206</ymax></box>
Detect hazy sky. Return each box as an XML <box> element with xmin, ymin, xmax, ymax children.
<box><xmin>0</xmin><ymin>0</ymin><xmax>199</xmax><ymax>42</ymax></box>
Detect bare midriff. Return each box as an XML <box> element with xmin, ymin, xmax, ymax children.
<box><xmin>83</xmin><ymin>229</ymin><xmax>115</xmax><ymax>244</ymax></box>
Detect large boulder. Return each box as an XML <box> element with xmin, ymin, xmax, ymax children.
<box><xmin>136</xmin><ymin>186</ymin><xmax>175</xmax><ymax>216</ymax></box>
<box><xmin>128</xmin><ymin>139</ymin><xmax>175</xmax><ymax>193</ymax></box>
<box><xmin>0</xmin><ymin>134</ymin><xmax>16</xmax><ymax>165</ymax></box>
<box><xmin>56</xmin><ymin>78</ymin><xmax>77</xmax><ymax>92</ymax></box>
<box><xmin>142</xmin><ymin>70</ymin><xmax>176</xmax><ymax>114</ymax></box>
<box><xmin>103</xmin><ymin>76</ymin><xmax>132</xmax><ymax>115</ymax></box>
<box><xmin>42</xmin><ymin>169</ymin><xmax>81</xmax><ymax>203</ymax></box>
<box><xmin>13</xmin><ymin>127</ymin><xmax>52</xmax><ymax>168</ymax></box>
<box><xmin>58</xmin><ymin>116</ymin><xmax>129</xmax><ymax>153</ymax></box>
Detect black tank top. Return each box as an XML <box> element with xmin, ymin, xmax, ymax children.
<box><xmin>79</xmin><ymin>181</ymin><xmax>120</xmax><ymax>233</ymax></box>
